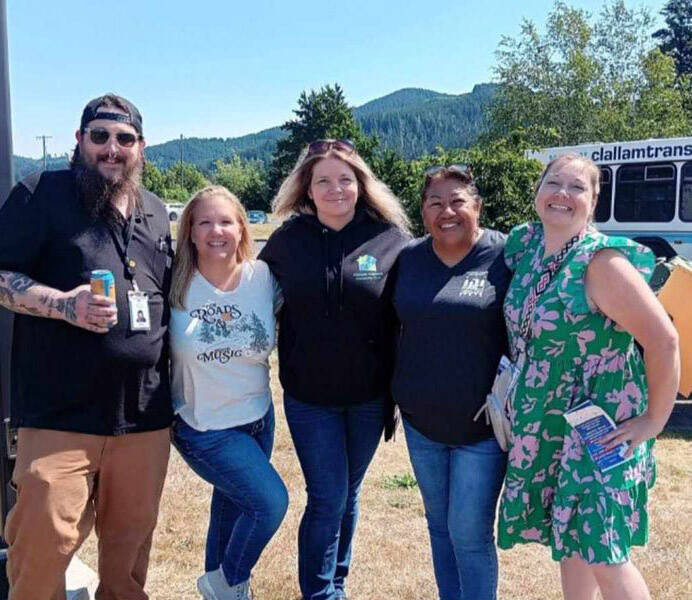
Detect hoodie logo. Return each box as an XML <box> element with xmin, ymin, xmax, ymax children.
<box><xmin>354</xmin><ymin>254</ymin><xmax>384</xmax><ymax>281</ymax></box>
<box><xmin>356</xmin><ymin>254</ymin><xmax>377</xmax><ymax>272</ymax></box>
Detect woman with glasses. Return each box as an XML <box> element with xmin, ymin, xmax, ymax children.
<box><xmin>391</xmin><ymin>165</ymin><xmax>510</xmax><ymax>600</ymax></box>
<box><xmin>169</xmin><ymin>186</ymin><xmax>288</xmax><ymax>600</ymax></box>
<box><xmin>258</xmin><ymin>139</ymin><xmax>410</xmax><ymax>600</ymax></box>
<box><xmin>498</xmin><ymin>155</ymin><xmax>679</xmax><ymax>600</ymax></box>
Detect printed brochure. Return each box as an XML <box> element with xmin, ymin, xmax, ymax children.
<box><xmin>564</xmin><ymin>401</ymin><xmax>630</xmax><ymax>472</ymax></box>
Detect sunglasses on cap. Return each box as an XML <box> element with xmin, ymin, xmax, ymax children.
<box><xmin>306</xmin><ymin>139</ymin><xmax>355</xmax><ymax>157</ymax></box>
<box><xmin>83</xmin><ymin>127</ymin><xmax>141</xmax><ymax>148</ymax></box>
<box><xmin>424</xmin><ymin>163</ymin><xmax>472</xmax><ymax>178</ymax></box>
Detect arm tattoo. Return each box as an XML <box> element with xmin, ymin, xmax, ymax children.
<box><xmin>9</xmin><ymin>275</ymin><xmax>36</xmax><ymax>294</ymax></box>
<box><xmin>17</xmin><ymin>304</ymin><xmax>41</xmax><ymax>316</ymax></box>
<box><xmin>64</xmin><ymin>296</ymin><xmax>77</xmax><ymax>323</ymax></box>
<box><xmin>0</xmin><ymin>270</ymin><xmax>67</xmax><ymax>320</ymax></box>
<box><xmin>0</xmin><ymin>272</ymin><xmax>37</xmax><ymax>306</ymax></box>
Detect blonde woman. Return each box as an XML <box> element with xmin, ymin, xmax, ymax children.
<box><xmin>498</xmin><ymin>155</ymin><xmax>679</xmax><ymax>600</ymax></box>
<box><xmin>169</xmin><ymin>186</ymin><xmax>288</xmax><ymax>600</ymax></box>
<box><xmin>258</xmin><ymin>140</ymin><xmax>410</xmax><ymax>600</ymax></box>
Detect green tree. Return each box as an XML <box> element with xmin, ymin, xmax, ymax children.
<box><xmin>653</xmin><ymin>0</ymin><xmax>692</xmax><ymax>78</ymax></box>
<box><xmin>632</xmin><ymin>49</ymin><xmax>692</xmax><ymax>138</ymax></box>
<box><xmin>214</xmin><ymin>156</ymin><xmax>270</xmax><ymax>211</ymax></box>
<box><xmin>268</xmin><ymin>84</ymin><xmax>378</xmax><ymax>194</ymax></box>
<box><xmin>142</xmin><ymin>162</ymin><xmax>166</xmax><ymax>198</ymax></box>
<box><xmin>142</xmin><ymin>161</ymin><xmax>209</xmax><ymax>203</ymax></box>
<box><xmin>488</xmin><ymin>0</ymin><xmax>691</xmax><ymax>147</ymax></box>
<box><xmin>163</xmin><ymin>163</ymin><xmax>209</xmax><ymax>199</ymax></box>
<box><xmin>375</xmin><ymin>138</ymin><xmax>541</xmax><ymax>236</ymax></box>
<box><xmin>467</xmin><ymin>135</ymin><xmax>542</xmax><ymax>233</ymax></box>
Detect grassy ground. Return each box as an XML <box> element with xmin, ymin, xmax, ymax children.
<box><xmin>248</xmin><ymin>222</ymin><xmax>279</xmax><ymax>241</ymax></box>
<box><xmin>169</xmin><ymin>219</ymin><xmax>277</xmax><ymax>243</ymax></box>
<box><xmin>78</xmin><ymin>355</ymin><xmax>692</xmax><ymax>599</ymax></box>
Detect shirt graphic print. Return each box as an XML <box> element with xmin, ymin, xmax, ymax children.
<box><xmin>169</xmin><ymin>261</ymin><xmax>280</xmax><ymax>431</ymax></box>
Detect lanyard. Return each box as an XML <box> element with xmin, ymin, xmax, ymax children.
<box><xmin>109</xmin><ymin>214</ymin><xmax>139</xmax><ymax>289</ymax></box>
<box><xmin>515</xmin><ymin>230</ymin><xmax>584</xmax><ymax>356</ymax></box>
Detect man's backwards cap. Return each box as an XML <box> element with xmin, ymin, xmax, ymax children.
<box><xmin>80</xmin><ymin>94</ymin><xmax>143</xmax><ymax>136</ymax></box>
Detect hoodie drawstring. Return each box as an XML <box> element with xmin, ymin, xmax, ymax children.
<box><xmin>322</xmin><ymin>227</ymin><xmax>330</xmax><ymax>317</ymax></box>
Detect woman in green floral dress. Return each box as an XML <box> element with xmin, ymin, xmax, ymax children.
<box><xmin>498</xmin><ymin>154</ymin><xmax>680</xmax><ymax>600</ymax></box>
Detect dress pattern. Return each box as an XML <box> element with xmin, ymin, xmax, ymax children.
<box><xmin>497</xmin><ymin>222</ymin><xmax>656</xmax><ymax>564</ymax></box>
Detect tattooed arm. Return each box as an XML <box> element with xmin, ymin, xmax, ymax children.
<box><xmin>0</xmin><ymin>270</ymin><xmax>117</xmax><ymax>334</ymax></box>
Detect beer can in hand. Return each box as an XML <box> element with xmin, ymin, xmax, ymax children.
<box><xmin>90</xmin><ymin>269</ymin><xmax>117</xmax><ymax>326</ymax></box>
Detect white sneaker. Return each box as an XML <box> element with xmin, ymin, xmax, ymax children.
<box><xmin>196</xmin><ymin>568</ymin><xmax>252</xmax><ymax>600</ymax></box>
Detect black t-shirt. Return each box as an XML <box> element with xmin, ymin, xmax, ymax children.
<box><xmin>391</xmin><ymin>230</ymin><xmax>511</xmax><ymax>445</ymax></box>
<box><xmin>0</xmin><ymin>170</ymin><xmax>173</xmax><ymax>435</ymax></box>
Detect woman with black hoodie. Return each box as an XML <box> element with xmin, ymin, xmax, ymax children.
<box><xmin>259</xmin><ymin>139</ymin><xmax>410</xmax><ymax>600</ymax></box>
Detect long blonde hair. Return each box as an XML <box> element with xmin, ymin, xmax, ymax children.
<box><xmin>170</xmin><ymin>185</ymin><xmax>254</xmax><ymax>309</ymax></box>
<box><xmin>272</xmin><ymin>145</ymin><xmax>410</xmax><ymax>232</ymax></box>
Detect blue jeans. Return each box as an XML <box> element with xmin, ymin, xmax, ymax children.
<box><xmin>403</xmin><ymin>419</ymin><xmax>507</xmax><ymax>600</ymax></box>
<box><xmin>284</xmin><ymin>395</ymin><xmax>385</xmax><ymax>600</ymax></box>
<box><xmin>171</xmin><ymin>405</ymin><xmax>288</xmax><ymax>585</ymax></box>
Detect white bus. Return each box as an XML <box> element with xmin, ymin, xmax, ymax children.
<box><xmin>529</xmin><ymin>137</ymin><xmax>692</xmax><ymax>260</ymax></box>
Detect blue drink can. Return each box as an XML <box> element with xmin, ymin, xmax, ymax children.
<box><xmin>90</xmin><ymin>270</ymin><xmax>116</xmax><ymax>300</ymax></box>
<box><xmin>90</xmin><ymin>270</ymin><xmax>117</xmax><ymax>327</ymax></box>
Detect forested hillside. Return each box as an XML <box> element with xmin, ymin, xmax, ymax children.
<box><xmin>12</xmin><ymin>84</ymin><xmax>496</xmax><ymax>178</ymax></box>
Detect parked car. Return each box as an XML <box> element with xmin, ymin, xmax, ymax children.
<box><xmin>247</xmin><ymin>210</ymin><xmax>268</xmax><ymax>224</ymax></box>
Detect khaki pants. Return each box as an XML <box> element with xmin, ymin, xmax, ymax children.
<box><xmin>4</xmin><ymin>427</ymin><xmax>170</xmax><ymax>600</ymax></box>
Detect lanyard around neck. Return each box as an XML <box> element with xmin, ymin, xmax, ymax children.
<box><xmin>109</xmin><ymin>214</ymin><xmax>138</xmax><ymax>283</ymax></box>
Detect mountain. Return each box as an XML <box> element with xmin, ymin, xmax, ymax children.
<box><xmin>12</xmin><ymin>83</ymin><xmax>497</xmax><ymax>178</ymax></box>
<box><xmin>355</xmin><ymin>83</ymin><xmax>496</xmax><ymax>158</ymax></box>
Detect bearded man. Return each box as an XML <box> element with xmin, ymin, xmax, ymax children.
<box><xmin>0</xmin><ymin>94</ymin><xmax>173</xmax><ymax>600</ymax></box>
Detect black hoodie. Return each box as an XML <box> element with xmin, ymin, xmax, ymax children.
<box><xmin>259</xmin><ymin>208</ymin><xmax>409</xmax><ymax>412</ymax></box>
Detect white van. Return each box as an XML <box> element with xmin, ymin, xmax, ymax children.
<box><xmin>529</xmin><ymin>137</ymin><xmax>692</xmax><ymax>260</ymax></box>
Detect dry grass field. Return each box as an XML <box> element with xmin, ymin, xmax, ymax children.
<box><xmin>248</xmin><ymin>222</ymin><xmax>279</xmax><ymax>241</ymax></box>
<box><xmin>78</xmin><ymin>354</ymin><xmax>692</xmax><ymax>600</ymax></box>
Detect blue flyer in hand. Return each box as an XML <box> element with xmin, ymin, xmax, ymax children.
<box><xmin>564</xmin><ymin>401</ymin><xmax>630</xmax><ymax>472</ymax></box>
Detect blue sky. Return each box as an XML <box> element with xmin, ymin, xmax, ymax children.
<box><xmin>8</xmin><ymin>0</ymin><xmax>666</xmax><ymax>158</ymax></box>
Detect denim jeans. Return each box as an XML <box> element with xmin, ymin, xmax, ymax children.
<box><xmin>171</xmin><ymin>404</ymin><xmax>288</xmax><ymax>585</ymax></box>
<box><xmin>403</xmin><ymin>419</ymin><xmax>507</xmax><ymax>600</ymax></box>
<box><xmin>284</xmin><ymin>395</ymin><xmax>385</xmax><ymax>600</ymax></box>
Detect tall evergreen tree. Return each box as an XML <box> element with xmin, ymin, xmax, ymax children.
<box><xmin>653</xmin><ymin>0</ymin><xmax>692</xmax><ymax>78</ymax></box>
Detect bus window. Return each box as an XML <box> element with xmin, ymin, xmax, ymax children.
<box><xmin>681</xmin><ymin>162</ymin><xmax>692</xmax><ymax>222</ymax></box>
<box><xmin>615</xmin><ymin>163</ymin><xmax>676</xmax><ymax>222</ymax></box>
<box><xmin>594</xmin><ymin>167</ymin><xmax>611</xmax><ymax>222</ymax></box>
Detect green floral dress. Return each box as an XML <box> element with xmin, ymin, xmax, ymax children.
<box><xmin>497</xmin><ymin>222</ymin><xmax>656</xmax><ymax>564</ymax></box>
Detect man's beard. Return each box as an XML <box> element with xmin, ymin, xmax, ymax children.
<box><xmin>71</xmin><ymin>148</ymin><xmax>143</xmax><ymax>225</ymax></box>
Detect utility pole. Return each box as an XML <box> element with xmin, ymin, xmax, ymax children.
<box><xmin>0</xmin><ymin>0</ymin><xmax>15</xmax><ymax>596</ymax></box>
<box><xmin>179</xmin><ymin>133</ymin><xmax>184</xmax><ymax>188</ymax></box>
<box><xmin>35</xmin><ymin>135</ymin><xmax>52</xmax><ymax>170</ymax></box>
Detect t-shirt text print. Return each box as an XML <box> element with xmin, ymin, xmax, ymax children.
<box><xmin>458</xmin><ymin>271</ymin><xmax>490</xmax><ymax>299</ymax></box>
<box><xmin>169</xmin><ymin>261</ymin><xmax>281</xmax><ymax>431</ymax></box>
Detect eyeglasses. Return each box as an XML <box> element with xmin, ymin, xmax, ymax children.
<box><xmin>83</xmin><ymin>127</ymin><xmax>140</xmax><ymax>148</ymax></box>
<box><xmin>424</xmin><ymin>164</ymin><xmax>472</xmax><ymax>178</ymax></box>
<box><xmin>306</xmin><ymin>139</ymin><xmax>355</xmax><ymax>156</ymax></box>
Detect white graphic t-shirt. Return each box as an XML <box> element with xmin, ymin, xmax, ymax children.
<box><xmin>170</xmin><ymin>260</ymin><xmax>281</xmax><ymax>431</ymax></box>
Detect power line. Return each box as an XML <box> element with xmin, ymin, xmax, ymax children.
<box><xmin>35</xmin><ymin>135</ymin><xmax>52</xmax><ymax>170</ymax></box>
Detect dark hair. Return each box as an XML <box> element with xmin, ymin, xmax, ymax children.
<box><xmin>421</xmin><ymin>166</ymin><xmax>483</xmax><ymax>208</ymax></box>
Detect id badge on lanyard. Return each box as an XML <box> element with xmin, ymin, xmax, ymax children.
<box><xmin>128</xmin><ymin>280</ymin><xmax>151</xmax><ymax>332</ymax></box>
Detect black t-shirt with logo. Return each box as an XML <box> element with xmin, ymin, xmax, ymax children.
<box><xmin>392</xmin><ymin>230</ymin><xmax>511</xmax><ymax>445</ymax></box>
<box><xmin>0</xmin><ymin>170</ymin><xmax>173</xmax><ymax>435</ymax></box>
